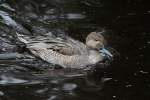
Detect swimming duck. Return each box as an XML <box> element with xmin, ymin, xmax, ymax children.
<box><xmin>17</xmin><ymin>31</ymin><xmax>112</xmax><ymax>69</ymax></box>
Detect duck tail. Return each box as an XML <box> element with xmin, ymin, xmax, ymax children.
<box><xmin>16</xmin><ymin>32</ymin><xmax>29</xmax><ymax>44</ymax></box>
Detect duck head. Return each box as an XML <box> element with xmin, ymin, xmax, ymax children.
<box><xmin>86</xmin><ymin>32</ymin><xmax>106</xmax><ymax>50</ymax></box>
<box><xmin>86</xmin><ymin>32</ymin><xmax>113</xmax><ymax>61</ymax></box>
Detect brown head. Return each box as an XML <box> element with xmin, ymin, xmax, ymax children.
<box><xmin>86</xmin><ymin>32</ymin><xmax>107</xmax><ymax>50</ymax></box>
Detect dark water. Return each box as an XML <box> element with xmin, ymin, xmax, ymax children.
<box><xmin>0</xmin><ymin>0</ymin><xmax>150</xmax><ymax>100</ymax></box>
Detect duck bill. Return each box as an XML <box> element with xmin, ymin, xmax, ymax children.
<box><xmin>99</xmin><ymin>48</ymin><xmax>113</xmax><ymax>60</ymax></box>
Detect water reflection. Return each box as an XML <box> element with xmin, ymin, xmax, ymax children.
<box><xmin>64</xmin><ymin>13</ymin><xmax>86</xmax><ymax>19</ymax></box>
<box><xmin>0</xmin><ymin>70</ymin><xmax>105</xmax><ymax>100</ymax></box>
<box><xmin>0</xmin><ymin>75</ymin><xmax>27</xmax><ymax>85</ymax></box>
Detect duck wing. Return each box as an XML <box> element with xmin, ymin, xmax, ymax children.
<box><xmin>17</xmin><ymin>33</ymin><xmax>88</xmax><ymax>56</ymax></box>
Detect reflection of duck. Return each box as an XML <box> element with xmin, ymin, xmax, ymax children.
<box><xmin>17</xmin><ymin>31</ymin><xmax>112</xmax><ymax>69</ymax></box>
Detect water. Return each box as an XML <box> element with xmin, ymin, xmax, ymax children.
<box><xmin>0</xmin><ymin>0</ymin><xmax>150</xmax><ymax>100</ymax></box>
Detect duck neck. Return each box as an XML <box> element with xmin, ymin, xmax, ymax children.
<box><xmin>88</xmin><ymin>49</ymin><xmax>103</xmax><ymax>64</ymax></box>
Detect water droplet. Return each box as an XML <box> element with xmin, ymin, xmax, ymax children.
<box><xmin>112</xmin><ymin>95</ymin><xmax>116</xmax><ymax>98</ymax></box>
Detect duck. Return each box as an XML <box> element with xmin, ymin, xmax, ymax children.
<box><xmin>16</xmin><ymin>31</ymin><xmax>113</xmax><ymax>69</ymax></box>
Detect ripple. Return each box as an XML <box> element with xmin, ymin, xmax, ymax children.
<box><xmin>62</xmin><ymin>83</ymin><xmax>77</xmax><ymax>91</ymax></box>
<box><xmin>65</xmin><ymin>13</ymin><xmax>86</xmax><ymax>19</ymax></box>
<box><xmin>0</xmin><ymin>75</ymin><xmax>27</xmax><ymax>85</ymax></box>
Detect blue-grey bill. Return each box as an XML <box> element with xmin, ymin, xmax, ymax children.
<box><xmin>99</xmin><ymin>48</ymin><xmax>113</xmax><ymax>60</ymax></box>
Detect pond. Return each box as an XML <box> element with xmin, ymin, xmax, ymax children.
<box><xmin>0</xmin><ymin>0</ymin><xmax>150</xmax><ymax>100</ymax></box>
